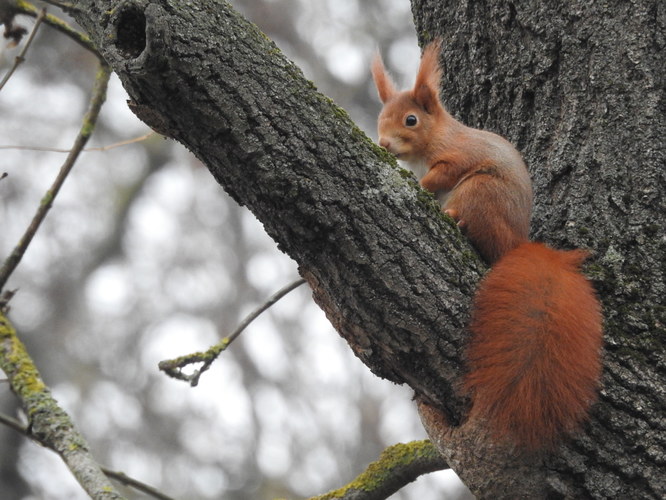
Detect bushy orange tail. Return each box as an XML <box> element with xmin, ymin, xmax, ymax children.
<box><xmin>465</xmin><ymin>242</ymin><xmax>603</xmax><ymax>451</ymax></box>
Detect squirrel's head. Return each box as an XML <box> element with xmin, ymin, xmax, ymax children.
<box><xmin>371</xmin><ymin>40</ymin><xmax>447</xmax><ymax>164</ymax></box>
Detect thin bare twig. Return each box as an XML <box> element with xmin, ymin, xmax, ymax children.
<box><xmin>159</xmin><ymin>278</ymin><xmax>307</xmax><ymax>386</ymax></box>
<box><xmin>0</xmin><ymin>7</ymin><xmax>46</xmax><ymax>91</ymax></box>
<box><xmin>14</xmin><ymin>1</ymin><xmax>101</xmax><ymax>58</ymax></box>
<box><xmin>0</xmin><ymin>131</ymin><xmax>157</xmax><ymax>153</ymax></box>
<box><xmin>0</xmin><ymin>63</ymin><xmax>112</xmax><ymax>293</ymax></box>
<box><xmin>0</xmin><ymin>410</ymin><xmax>175</xmax><ymax>499</ymax></box>
<box><xmin>102</xmin><ymin>470</ymin><xmax>176</xmax><ymax>500</ymax></box>
<box><xmin>0</xmin><ymin>412</ymin><xmax>26</xmax><ymax>433</ymax></box>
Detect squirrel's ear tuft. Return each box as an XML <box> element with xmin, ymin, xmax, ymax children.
<box><xmin>371</xmin><ymin>53</ymin><xmax>397</xmax><ymax>103</ymax></box>
<box><xmin>413</xmin><ymin>39</ymin><xmax>444</xmax><ymax>113</ymax></box>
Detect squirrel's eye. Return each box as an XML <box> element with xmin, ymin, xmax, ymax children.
<box><xmin>405</xmin><ymin>114</ymin><xmax>418</xmax><ymax>127</ymax></box>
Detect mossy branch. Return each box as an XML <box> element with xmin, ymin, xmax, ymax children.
<box><xmin>0</xmin><ymin>410</ymin><xmax>176</xmax><ymax>500</ymax></box>
<box><xmin>159</xmin><ymin>278</ymin><xmax>306</xmax><ymax>385</ymax></box>
<box><xmin>0</xmin><ymin>312</ymin><xmax>126</xmax><ymax>499</ymax></box>
<box><xmin>310</xmin><ymin>440</ymin><xmax>448</xmax><ymax>500</ymax></box>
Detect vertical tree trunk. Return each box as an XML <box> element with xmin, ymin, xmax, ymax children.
<box><xmin>413</xmin><ymin>0</ymin><xmax>665</xmax><ymax>497</ymax></box>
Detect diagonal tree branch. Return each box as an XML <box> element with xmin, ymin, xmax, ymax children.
<box><xmin>67</xmin><ymin>0</ymin><xmax>483</xmax><ymax>424</ymax></box>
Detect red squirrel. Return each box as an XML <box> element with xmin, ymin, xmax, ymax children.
<box><xmin>372</xmin><ymin>40</ymin><xmax>532</xmax><ymax>264</ymax></box>
<box><xmin>372</xmin><ymin>41</ymin><xmax>603</xmax><ymax>451</ymax></box>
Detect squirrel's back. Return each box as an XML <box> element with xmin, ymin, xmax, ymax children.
<box><xmin>465</xmin><ymin>242</ymin><xmax>603</xmax><ymax>450</ymax></box>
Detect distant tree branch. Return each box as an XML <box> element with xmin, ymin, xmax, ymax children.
<box><xmin>159</xmin><ymin>277</ymin><xmax>306</xmax><ymax>385</ymax></box>
<box><xmin>0</xmin><ymin>312</ymin><xmax>126</xmax><ymax>499</ymax></box>
<box><xmin>102</xmin><ymin>469</ymin><xmax>175</xmax><ymax>500</ymax></box>
<box><xmin>0</xmin><ymin>130</ymin><xmax>156</xmax><ymax>153</ymax></box>
<box><xmin>311</xmin><ymin>440</ymin><xmax>448</xmax><ymax>500</ymax></box>
<box><xmin>0</xmin><ymin>5</ymin><xmax>45</xmax><ymax>91</ymax></box>
<box><xmin>0</xmin><ymin>411</ymin><xmax>25</xmax><ymax>433</ymax></box>
<box><xmin>0</xmin><ymin>62</ymin><xmax>111</xmax><ymax>293</ymax></box>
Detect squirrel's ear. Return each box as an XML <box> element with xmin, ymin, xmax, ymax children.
<box><xmin>371</xmin><ymin>53</ymin><xmax>397</xmax><ymax>103</ymax></box>
<box><xmin>413</xmin><ymin>40</ymin><xmax>443</xmax><ymax>114</ymax></box>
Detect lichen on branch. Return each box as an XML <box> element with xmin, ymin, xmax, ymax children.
<box><xmin>0</xmin><ymin>312</ymin><xmax>126</xmax><ymax>499</ymax></box>
<box><xmin>311</xmin><ymin>440</ymin><xmax>448</xmax><ymax>500</ymax></box>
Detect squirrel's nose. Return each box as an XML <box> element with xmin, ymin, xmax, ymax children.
<box><xmin>379</xmin><ymin>138</ymin><xmax>390</xmax><ymax>149</ymax></box>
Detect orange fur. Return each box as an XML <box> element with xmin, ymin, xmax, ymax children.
<box><xmin>372</xmin><ymin>41</ymin><xmax>603</xmax><ymax>452</ymax></box>
<box><xmin>372</xmin><ymin>40</ymin><xmax>532</xmax><ymax>264</ymax></box>
<box><xmin>465</xmin><ymin>242</ymin><xmax>603</xmax><ymax>450</ymax></box>
<box><xmin>371</xmin><ymin>54</ymin><xmax>397</xmax><ymax>103</ymax></box>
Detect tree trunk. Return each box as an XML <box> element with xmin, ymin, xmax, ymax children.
<box><xmin>413</xmin><ymin>1</ymin><xmax>665</xmax><ymax>497</ymax></box>
<box><xmin>66</xmin><ymin>0</ymin><xmax>665</xmax><ymax>498</ymax></box>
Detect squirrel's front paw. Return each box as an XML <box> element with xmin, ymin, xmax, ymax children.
<box><xmin>444</xmin><ymin>208</ymin><xmax>466</xmax><ymax>229</ymax></box>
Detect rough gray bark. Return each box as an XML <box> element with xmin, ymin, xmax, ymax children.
<box><xmin>64</xmin><ymin>0</ymin><xmax>664</xmax><ymax>498</ymax></box>
<box><xmin>413</xmin><ymin>0</ymin><xmax>666</xmax><ymax>498</ymax></box>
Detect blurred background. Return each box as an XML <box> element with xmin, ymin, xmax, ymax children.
<box><xmin>0</xmin><ymin>1</ymin><xmax>472</xmax><ymax>498</ymax></box>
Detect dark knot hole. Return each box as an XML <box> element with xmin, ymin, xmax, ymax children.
<box><xmin>115</xmin><ymin>6</ymin><xmax>146</xmax><ymax>59</ymax></box>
